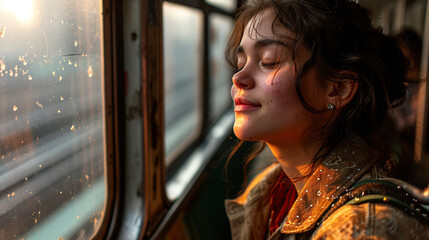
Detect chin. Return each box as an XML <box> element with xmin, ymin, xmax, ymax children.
<box><xmin>233</xmin><ymin>126</ymin><xmax>257</xmax><ymax>141</ymax></box>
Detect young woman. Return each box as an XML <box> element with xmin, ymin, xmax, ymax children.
<box><xmin>224</xmin><ymin>0</ymin><xmax>429</xmax><ymax>239</ymax></box>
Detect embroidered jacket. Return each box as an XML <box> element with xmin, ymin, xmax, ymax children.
<box><xmin>225</xmin><ymin>144</ymin><xmax>429</xmax><ymax>240</ymax></box>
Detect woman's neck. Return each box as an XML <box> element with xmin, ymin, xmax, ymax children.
<box><xmin>267</xmin><ymin>140</ymin><xmax>320</xmax><ymax>194</ymax></box>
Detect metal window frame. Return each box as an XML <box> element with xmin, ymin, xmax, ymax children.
<box><xmin>93</xmin><ymin>0</ymin><xmax>125</xmax><ymax>239</ymax></box>
<box><xmin>94</xmin><ymin>0</ymin><xmax>238</xmax><ymax>239</ymax></box>
<box><xmin>415</xmin><ymin>0</ymin><xmax>429</xmax><ymax>161</ymax></box>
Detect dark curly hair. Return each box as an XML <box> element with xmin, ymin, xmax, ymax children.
<box><xmin>226</xmin><ymin>0</ymin><xmax>414</xmax><ymax>180</ymax></box>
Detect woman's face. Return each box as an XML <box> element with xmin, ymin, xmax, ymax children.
<box><xmin>231</xmin><ymin>9</ymin><xmax>328</xmax><ymax>145</ymax></box>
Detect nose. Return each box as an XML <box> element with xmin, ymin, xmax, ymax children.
<box><xmin>232</xmin><ymin>68</ymin><xmax>255</xmax><ymax>90</ymax></box>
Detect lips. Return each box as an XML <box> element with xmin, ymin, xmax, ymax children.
<box><xmin>234</xmin><ymin>97</ymin><xmax>262</xmax><ymax>112</ymax></box>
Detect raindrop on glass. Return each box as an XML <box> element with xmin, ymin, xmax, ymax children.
<box><xmin>0</xmin><ymin>60</ymin><xmax>5</xmax><ymax>71</ymax></box>
<box><xmin>88</xmin><ymin>66</ymin><xmax>93</xmax><ymax>78</ymax></box>
<box><xmin>0</xmin><ymin>26</ymin><xmax>5</xmax><ymax>38</ymax></box>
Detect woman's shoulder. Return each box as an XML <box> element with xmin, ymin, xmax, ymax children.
<box><xmin>312</xmin><ymin>202</ymin><xmax>429</xmax><ymax>239</ymax></box>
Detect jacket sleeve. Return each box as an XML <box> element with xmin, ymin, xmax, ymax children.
<box><xmin>310</xmin><ymin>203</ymin><xmax>429</xmax><ymax>240</ymax></box>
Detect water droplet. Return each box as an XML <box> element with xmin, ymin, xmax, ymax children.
<box><xmin>35</xmin><ymin>101</ymin><xmax>43</xmax><ymax>109</ymax></box>
<box><xmin>317</xmin><ymin>177</ymin><xmax>320</xmax><ymax>181</ymax></box>
<box><xmin>0</xmin><ymin>60</ymin><xmax>5</xmax><ymax>71</ymax></box>
<box><xmin>12</xmin><ymin>105</ymin><xmax>18</xmax><ymax>111</ymax></box>
<box><xmin>316</xmin><ymin>190</ymin><xmax>321</xmax><ymax>196</ymax></box>
<box><xmin>0</xmin><ymin>26</ymin><xmax>5</xmax><ymax>38</ymax></box>
<box><xmin>88</xmin><ymin>66</ymin><xmax>93</xmax><ymax>78</ymax></box>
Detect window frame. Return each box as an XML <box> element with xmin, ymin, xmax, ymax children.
<box><xmin>94</xmin><ymin>0</ymin><xmax>239</xmax><ymax>239</ymax></box>
<box><xmin>139</xmin><ymin>0</ymin><xmax>237</xmax><ymax>238</ymax></box>
<box><xmin>93</xmin><ymin>0</ymin><xmax>124</xmax><ymax>239</ymax></box>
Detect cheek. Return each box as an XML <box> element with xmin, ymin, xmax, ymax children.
<box><xmin>231</xmin><ymin>85</ymin><xmax>238</xmax><ymax>99</ymax></box>
<box><xmin>264</xmin><ymin>78</ymin><xmax>294</xmax><ymax>105</ymax></box>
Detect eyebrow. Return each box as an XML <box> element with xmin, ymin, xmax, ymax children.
<box><xmin>236</xmin><ymin>39</ymin><xmax>288</xmax><ymax>55</ymax></box>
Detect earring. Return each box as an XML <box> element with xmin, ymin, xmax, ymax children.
<box><xmin>327</xmin><ymin>103</ymin><xmax>336</xmax><ymax>110</ymax></box>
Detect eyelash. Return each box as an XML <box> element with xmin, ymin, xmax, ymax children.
<box><xmin>261</xmin><ymin>62</ymin><xmax>279</xmax><ymax>67</ymax></box>
<box><xmin>235</xmin><ymin>59</ymin><xmax>282</xmax><ymax>71</ymax></box>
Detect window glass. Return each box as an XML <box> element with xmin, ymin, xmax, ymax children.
<box><xmin>163</xmin><ymin>2</ymin><xmax>203</xmax><ymax>164</ymax></box>
<box><xmin>405</xmin><ymin>0</ymin><xmax>427</xmax><ymax>35</ymax></box>
<box><xmin>209</xmin><ymin>13</ymin><xmax>233</xmax><ymax>122</ymax></box>
<box><xmin>206</xmin><ymin>0</ymin><xmax>236</xmax><ymax>12</ymax></box>
<box><xmin>0</xmin><ymin>0</ymin><xmax>106</xmax><ymax>239</ymax></box>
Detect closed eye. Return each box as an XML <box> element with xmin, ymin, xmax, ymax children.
<box><xmin>261</xmin><ymin>61</ymin><xmax>281</xmax><ymax>69</ymax></box>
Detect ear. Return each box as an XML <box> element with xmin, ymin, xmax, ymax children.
<box><xmin>326</xmin><ymin>71</ymin><xmax>359</xmax><ymax>109</ymax></box>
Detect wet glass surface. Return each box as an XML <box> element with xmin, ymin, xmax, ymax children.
<box><xmin>0</xmin><ymin>0</ymin><xmax>106</xmax><ymax>239</ymax></box>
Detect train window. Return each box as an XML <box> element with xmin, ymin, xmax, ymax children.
<box><xmin>163</xmin><ymin>2</ymin><xmax>203</xmax><ymax>163</ymax></box>
<box><xmin>208</xmin><ymin>13</ymin><xmax>234</xmax><ymax>122</ymax></box>
<box><xmin>0</xmin><ymin>0</ymin><xmax>106</xmax><ymax>239</ymax></box>
<box><xmin>206</xmin><ymin>0</ymin><xmax>237</xmax><ymax>12</ymax></box>
<box><xmin>405</xmin><ymin>0</ymin><xmax>427</xmax><ymax>35</ymax></box>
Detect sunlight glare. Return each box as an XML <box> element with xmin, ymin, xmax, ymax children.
<box><xmin>0</xmin><ymin>0</ymin><xmax>34</xmax><ymax>23</ymax></box>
